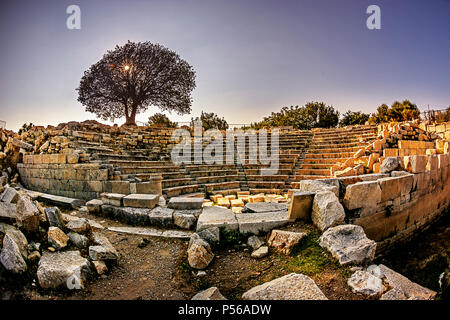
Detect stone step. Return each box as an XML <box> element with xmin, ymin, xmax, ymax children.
<box><xmin>209</xmin><ymin>188</ymin><xmax>241</xmax><ymax>196</ymax></box>
<box><xmin>189</xmin><ymin>169</ymin><xmax>239</xmax><ymax>177</ymax></box>
<box><xmin>243</xmin><ymin>168</ymin><xmax>292</xmax><ymax>175</ymax></box>
<box><xmin>245</xmin><ymin>175</ymin><xmax>289</xmax><ymax>181</ymax></box>
<box><xmin>305</xmin><ymin>152</ymin><xmax>354</xmax><ymax>159</ymax></box>
<box><xmin>308</xmin><ymin>146</ymin><xmax>362</xmax><ymax>153</ymax></box>
<box><xmin>196</xmin><ymin>175</ymin><xmax>239</xmax><ymax>184</ymax></box>
<box><xmin>107</xmin><ymin>226</ymin><xmax>193</xmax><ymax>240</ymax></box>
<box><xmin>120</xmin><ymin>166</ymin><xmax>181</xmax><ymax>174</ymax></box>
<box><xmin>248</xmin><ymin>181</ymin><xmax>287</xmax><ymax>189</ymax></box>
<box><xmin>296</xmin><ymin>168</ymin><xmax>330</xmax><ymax>176</ymax></box>
<box><xmin>162</xmin><ymin>178</ymin><xmax>194</xmax><ymax>188</ymax></box>
<box><xmin>203</xmin><ymin>181</ymin><xmax>241</xmax><ymax>192</ymax></box>
<box><xmin>248</xmin><ymin>188</ymin><xmax>285</xmax><ymax>195</ymax></box>
<box><xmin>163</xmin><ymin>184</ymin><xmax>200</xmax><ymax>197</ymax></box>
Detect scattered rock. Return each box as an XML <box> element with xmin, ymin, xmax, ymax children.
<box><xmin>319</xmin><ymin>224</ymin><xmax>376</xmax><ymax>265</ymax></box>
<box><xmin>92</xmin><ymin>260</ymin><xmax>108</xmax><ymax>275</ymax></box>
<box><xmin>0</xmin><ymin>187</ymin><xmax>19</xmax><ymax>203</ymax></box>
<box><xmin>380</xmin><ymin>157</ymin><xmax>400</xmax><ymax>173</ymax></box>
<box><xmin>16</xmin><ymin>195</ymin><xmax>40</xmax><ymax>233</ymax></box>
<box><xmin>89</xmin><ymin>232</ymin><xmax>118</xmax><ymax>261</ymax></box>
<box><xmin>347</xmin><ymin>270</ymin><xmax>384</xmax><ymax>297</ymax></box>
<box><xmin>187</xmin><ymin>238</ymin><xmax>214</xmax><ymax>269</ymax></box>
<box><xmin>37</xmin><ymin>251</ymin><xmax>91</xmax><ymax>289</ymax></box>
<box><xmin>380</xmin><ymin>287</ymin><xmax>407</xmax><ymax>300</ymax></box>
<box><xmin>197</xmin><ymin>227</ymin><xmax>220</xmax><ymax>247</ymax></box>
<box><xmin>251</xmin><ymin>246</ymin><xmax>269</xmax><ymax>259</ymax></box>
<box><xmin>242</xmin><ymin>273</ymin><xmax>328</xmax><ymax>300</ymax></box>
<box><xmin>47</xmin><ymin>227</ymin><xmax>69</xmax><ymax>250</ymax></box>
<box><xmin>66</xmin><ymin>218</ymin><xmax>91</xmax><ymax>234</ymax></box>
<box><xmin>44</xmin><ymin>207</ymin><xmax>65</xmax><ymax>229</ymax></box>
<box><xmin>67</xmin><ymin>232</ymin><xmax>89</xmax><ymax>249</ymax></box>
<box><xmin>192</xmin><ymin>287</ymin><xmax>227</xmax><ymax>300</ymax></box>
<box><xmin>311</xmin><ymin>191</ymin><xmax>345</xmax><ymax>231</ymax></box>
<box><xmin>0</xmin><ymin>234</ymin><xmax>27</xmax><ymax>273</ymax></box>
<box><xmin>86</xmin><ymin>199</ymin><xmax>103</xmax><ymax>214</ymax></box>
<box><xmin>138</xmin><ymin>238</ymin><xmax>150</xmax><ymax>248</ymax></box>
<box><xmin>173</xmin><ymin>210</ymin><xmax>197</xmax><ymax>230</ymax></box>
<box><xmin>27</xmin><ymin>250</ymin><xmax>41</xmax><ymax>263</ymax></box>
<box><xmin>268</xmin><ymin>230</ymin><xmax>306</xmax><ymax>254</ymax></box>
<box><xmin>247</xmin><ymin>235</ymin><xmax>264</xmax><ymax>250</ymax></box>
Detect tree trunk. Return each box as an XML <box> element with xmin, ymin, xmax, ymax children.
<box><xmin>123</xmin><ymin>106</ymin><xmax>137</xmax><ymax>126</ymax></box>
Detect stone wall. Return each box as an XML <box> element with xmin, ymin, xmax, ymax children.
<box><xmin>420</xmin><ymin>121</ymin><xmax>450</xmax><ymax>140</ymax></box>
<box><xmin>17</xmin><ymin>155</ymin><xmax>162</xmax><ymax>200</ymax></box>
<box><xmin>340</xmin><ymin>153</ymin><xmax>450</xmax><ymax>252</ymax></box>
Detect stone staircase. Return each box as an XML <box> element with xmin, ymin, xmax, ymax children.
<box><xmin>291</xmin><ymin>125</ymin><xmax>377</xmax><ymax>188</ymax></box>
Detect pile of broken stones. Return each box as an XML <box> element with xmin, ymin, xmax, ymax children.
<box><xmin>0</xmin><ymin>178</ymin><xmax>118</xmax><ymax>291</ymax></box>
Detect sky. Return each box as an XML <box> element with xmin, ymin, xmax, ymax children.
<box><xmin>0</xmin><ymin>0</ymin><xmax>449</xmax><ymax>131</ymax></box>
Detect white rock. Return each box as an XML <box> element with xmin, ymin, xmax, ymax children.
<box><xmin>191</xmin><ymin>287</ymin><xmax>226</xmax><ymax>300</ymax></box>
<box><xmin>251</xmin><ymin>246</ymin><xmax>269</xmax><ymax>259</ymax></box>
<box><xmin>311</xmin><ymin>191</ymin><xmax>345</xmax><ymax>231</ymax></box>
<box><xmin>347</xmin><ymin>270</ymin><xmax>384</xmax><ymax>296</ymax></box>
<box><xmin>0</xmin><ymin>234</ymin><xmax>27</xmax><ymax>273</ymax></box>
<box><xmin>187</xmin><ymin>238</ymin><xmax>214</xmax><ymax>269</ymax></box>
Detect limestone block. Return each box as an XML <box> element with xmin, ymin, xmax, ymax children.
<box><xmin>101</xmin><ymin>193</ymin><xmax>125</xmax><ymax>206</ymax></box>
<box><xmin>311</xmin><ymin>191</ymin><xmax>345</xmax><ymax>231</ymax></box>
<box><xmin>123</xmin><ymin>194</ymin><xmax>159</xmax><ymax>209</ymax></box>
<box><xmin>196</xmin><ymin>206</ymin><xmax>238</xmax><ymax>232</ymax></box>
<box><xmin>343</xmin><ymin>181</ymin><xmax>381</xmax><ymax>210</ymax></box>
<box><xmin>403</xmin><ymin>155</ymin><xmax>427</xmax><ymax>173</ymax></box>
<box><xmin>377</xmin><ymin>177</ymin><xmax>401</xmax><ymax>202</ymax></box>
<box><xmin>110</xmin><ymin>181</ymin><xmax>130</xmax><ymax>194</ymax></box>
<box><xmin>426</xmin><ymin>154</ymin><xmax>438</xmax><ymax>171</ymax></box>
<box><xmin>168</xmin><ymin>197</ymin><xmax>204</xmax><ymax>210</ymax></box>
<box><xmin>288</xmin><ymin>191</ymin><xmax>314</xmax><ymax>220</ymax></box>
<box><xmin>135</xmin><ymin>180</ymin><xmax>162</xmax><ymax>195</ymax></box>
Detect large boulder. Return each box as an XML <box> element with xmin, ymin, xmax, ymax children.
<box><xmin>311</xmin><ymin>191</ymin><xmax>345</xmax><ymax>231</ymax></box>
<box><xmin>319</xmin><ymin>224</ymin><xmax>376</xmax><ymax>265</ymax></box>
<box><xmin>67</xmin><ymin>232</ymin><xmax>89</xmax><ymax>249</ymax></box>
<box><xmin>0</xmin><ymin>234</ymin><xmax>27</xmax><ymax>273</ymax></box>
<box><xmin>37</xmin><ymin>251</ymin><xmax>91</xmax><ymax>289</ymax></box>
<box><xmin>191</xmin><ymin>287</ymin><xmax>227</xmax><ymax>300</ymax></box>
<box><xmin>242</xmin><ymin>273</ymin><xmax>327</xmax><ymax>300</ymax></box>
<box><xmin>268</xmin><ymin>230</ymin><xmax>306</xmax><ymax>255</ymax></box>
<box><xmin>296</xmin><ymin>180</ymin><xmax>339</xmax><ymax>197</ymax></box>
<box><xmin>187</xmin><ymin>238</ymin><xmax>214</xmax><ymax>269</ymax></box>
<box><xmin>66</xmin><ymin>218</ymin><xmax>91</xmax><ymax>234</ymax></box>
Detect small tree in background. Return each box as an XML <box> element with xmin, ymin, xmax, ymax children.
<box><xmin>339</xmin><ymin>111</ymin><xmax>370</xmax><ymax>127</ymax></box>
<box><xmin>191</xmin><ymin>111</ymin><xmax>229</xmax><ymax>130</ymax></box>
<box><xmin>77</xmin><ymin>41</ymin><xmax>196</xmax><ymax>126</ymax></box>
<box><xmin>369</xmin><ymin>100</ymin><xmax>420</xmax><ymax>124</ymax></box>
<box><xmin>251</xmin><ymin>102</ymin><xmax>339</xmax><ymax>130</ymax></box>
<box><xmin>147</xmin><ymin>113</ymin><xmax>178</xmax><ymax>128</ymax></box>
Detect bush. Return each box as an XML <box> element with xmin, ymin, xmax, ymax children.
<box><xmin>191</xmin><ymin>111</ymin><xmax>229</xmax><ymax>130</ymax></box>
<box><xmin>369</xmin><ymin>100</ymin><xmax>420</xmax><ymax>124</ymax></box>
<box><xmin>147</xmin><ymin>113</ymin><xmax>178</xmax><ymax>128</ymax></box>
<box><xmin>339</xmin><ymin>111</ymin><xmax>370</xmax><ymax>127</ymax></box>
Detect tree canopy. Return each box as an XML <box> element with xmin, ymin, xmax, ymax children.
<box><xmin>339</xmin><ymin>111</ymin><xmax>370</xmax><ymax>127</ymax></box>
<box><xmin>191</xmin><ymin>111</ymin><xmax>229</xmax><ymax>130</ymax></box>
<box><xmin>369</xmin><ymin>100</ymin><xmax>420</xmax><ymax>124</ymax></box>
<box><xmin>77</xmin><ymin>41</ymin><xmax>196</xmax><ymax>126</ymax></box>
<box><xmin>251</xmin><ymin>102</ymin><xmax>339</xmax><ymax>130</ymax></box>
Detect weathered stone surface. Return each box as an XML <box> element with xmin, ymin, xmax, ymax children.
<box><xmin>311</xmin><ymin>191</ymin><xmax>345</xmax><ymax>231</ymax></box>
<box><xmin>380</xmin><ymin>157</ymin><xmax>400</xmax><ymax>173</ymax></box>
<box><xmin>37</xmin><ymin>193</ymin><xmax>85</xmax><ymax>209</ymax></box>
<box><xmin>123</xmin><ymin>194</ymin><xmax>159</xmax><ymax>209</ymax></box>
<box><xmin>404</xmin><ymin>155</ymin><xmax>427</xmax><ymax>173</ymax></box>
<box><xmin>242</xmin><ymin>202</ymin><xmax>288</xmax><ymax>213</ymax></box>
<box><xmin>67</xmin><ymin>232</ymin><xmax>89</xmax><ymax>249</ymax></box>
<box><xmin>187</xmin><ymin>238</ymin><xmax>214</xmax><ymax>269</ymax></box>
<box><xmin>268</xmin><ymin>230</ymin><xmax>306</xmax><ymax>254</ymax></box>
<box><xmin>242</xmin><ymin>273</ymin><xmax>328</xmax><ymax>300</ymax></box>
<box><xmin>251</xmin><ymin>246</ymin><xmax>269</xmax><ymax>259</ymax></box>
<box><xmin>296</xmin><ymin>180</ymin><xmax>339</xmax><ymax>197</ymax></box>
<box><xmin>377</xmin><ymin>177</ymin><xmax>401</xmax><ymax>202</ymax></box>
<box><xmin>168</xmin><ymin>197</ymin><xmax>204</xmax><ymax>210</ymax></box>
<box><xmin>0</xmin><ymin>202</ymin><xmax>16</xmax><ymax>220</ymax></box>
<box><xmin>92</xmin><ymin>260</ymin><xmax>107</xmax><ymax>275</ymax></box>
<box><xmin>44</xmin><ymin>207</ymin><xmax>65</xmax><ymax>229</ymax></box>
<box><xmin>149</xmin><ymin>207</ymin><xmax>174</xmax><ymax>227</ymax></box>
<box><xmin>343</xmin><ymin>181</ymin><xmax>381</xmax><ymax>210</ymax></box>
<box><xmin>89</xmin><ymin>232</ymin><xmax>118</xmax><ymax>261</ymax></box>
<box><xmin>288</xmin><ymin>191</ymin><xmax>314</xmax><ymax>220</ymax></box>
<box><xmin>197</xmin><ymin>227</ymin><xmax>220</xmax><ymax>247</ymax></box>
<box><xmin>108</xmin><ymin>226</ymin><xmax>192</xmax><ymax>239</ymax></box>
<box><xmin>378</xmin><ymin>264</ymin><xmax>436</xmax><ymax>300</ymax></box>
<box><xmin>236</xmin><ymin>211</ymin><xmax>291</xmax><ymax>235</ymax></box>
<box><xmin>102</xmin><ymin>205</ymin><xmax>151</xmax><ymax>226</ymax></box>
<box><xmin>347</xmin><ymin>270</ymin><xmax>384</xmax><ymax>296</ymax></box>
<box><xmin>380</xmin><ymin>287</ymin><xmax>407</xmax><ymax>300</ymax></box>
<box><xmin>48</xmin><ymin>227</ymin><xmax>69</xmax><ymax>250</ymax></box>
<box><xmin>173</xmin><ymin>210</ymin><xmax>197</xmax><ymax>230</ymax></box>
<box><xmin>101</xmin><ymin>193</ymin><xmax>125</xmax><ymax>207</ymax></box>
<box><xmin>192</xmin><ymin>287</ymin><xmax>227</xmax><ymax>300</ymax></box>
<box><xmin>66</xmin><ymin>218</ymin><xmax>91</xmax><ymax>234</ymax></box>
<box><xmin>0</xmin><ymin>234</ymin><xmax>27</xmax><ymax>273</ymax></box>
<box><xmin>196</xmin><ymin>206</ymin><xmax>238</xmax><ymax>232</ymax></box>
<box><xmin>0</xmin><ymin>187</ymin><xmax>19</xmax><ymax>203</ymax></box>
<box><xmin>86</xmin><ymin>199</ymin><xmax>102</xmax><ymax>214</ymax></box>
<box><xmin>319</xmin><ymin>225</ymin><xmax>376</xmax><ymax>265</ymax></box>
<box><xmin>247</xmin><ymin>235</ymin><xmax>264</xmax><ymax>250</ymax></box>
<box><xmin>16</xmin><ymin>195</ymin><xmax>40</xmax><ymax>232</ymax></box>
<box><xmin>37</xmin><ymin>251</ymin><xmax>91</xmax><ymax>289</ymax></box>
<box><xmin>1</xmin><ymin>226</ymin><xmax>28</xmax><ymax>258</ymax></box>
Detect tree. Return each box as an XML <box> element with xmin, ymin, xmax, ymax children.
<box><xmin>369</xmin><ymin>100</ymin><xmax>420</xmax><ymax>124</ymax></box>
<box><xmin>339</xmin><ymin>111</ymin><xmax>370</xmax><ymax>127</ymax></box>
<box><xmin>191</xmin><ymin>111</ymin><xmax>229</xmax><ymax>130</ymax></box>
<box><xmin>77</xmin><ymin>41</ymin><xmax>196</xmax><ymax>126</ymax></box>
<box><xmin>147</xmin><ymin>113</ymin><xmax>178</xmax><ymax>128</ymax></box>
<box><xmin>251</xmin><ymin>102</ymin><xmax>339</xmax><ymax>130</ymax></box>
